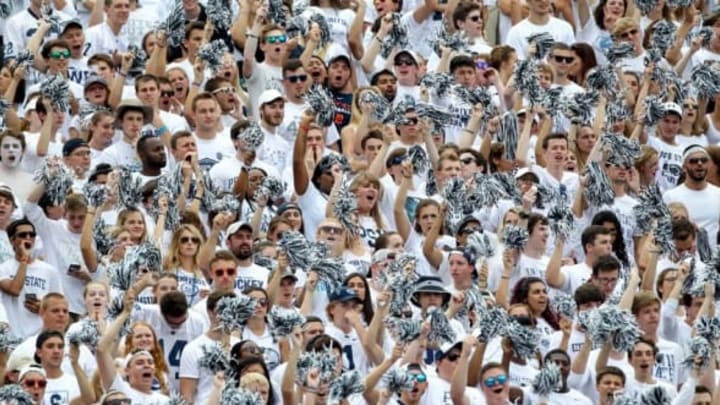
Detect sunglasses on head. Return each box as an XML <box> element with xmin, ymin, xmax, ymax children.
<box><xmin>14</xmin><ymin>231</ymin><xmax>36</xmax><ymax>239</ymax></box>
<box><xmin>286</xmin><ymin>74</ymin><xmax>308</xmax><ymax>83</ymax></box>
<box><xmin>390</xmin><ymin>154</ymin><xmax>408</xmax><ymax>166</ymax></box>
<box><xmin>688</xmin><ymin>157</ymin><xmax>709</xmax><ymax>165</ymax></box>
<box><xmin>483</xmin><ymin>374</ymin><xmax>507</xmax><ymax>388</ymax></box>
<box><xmin>620</xmin><ymin>28</ymin><xmax>638</xmax><ymax>39</ymax></box>
<box><xmin>160</xmin><ymin>90</ymin><xmax>174</xmax><ymax>97</ymax></box>
<box><xmin>180</xmin><ymin>236</ymin><xmax>201</xmax><ymax>244</ymax></box>
<box><xmin>23</xmin><ymin>379</ymin><xmax>47</xmax><ymax>388</ymax></box>
<box><xmin>212</xmin><ymin>87</ymin><xmax>236</xmax><ymax>94</ymax></box>
<box><xmin>214</xmin><ymin>268</ymin><xmax>237</xmax><ymax>277</ymax></box>
<box><xmin>50</xmin><ymin>50</ymin><xmax>71</xmax><ymax>59</ymax></box>
<box><xmin>553</xmin><ymin>55</ymin><xmax>574</xmax><ymax>64</ymax></box>
<box><xmin>476</xmin><ymin>61</ymin><xmax>490</xmax><ymax>70</ymax></box>
<box><xmin>408</xmin><ymin>372</ymin><xmax>427</xmax><ymax>383</ymax></box>
<box><xmin>264</xmin><ymin>34</ymin><xmax>288</xmax><ymax>44</ymax></box>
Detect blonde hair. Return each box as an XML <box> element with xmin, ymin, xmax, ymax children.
<box><xmin>634</xmin><ymin>145</ymin><xmax>658</xmax><ymax>172</ymax></box>
<box><xmin>163</xmin><ymin>224</ymin><xmax>204</xmax><ymax>273</ymax></box>
<box><xmin>82</xmin><ymin>281</ymin><xmax>109</xmax><ymax>298</ymax></box>
<box><xmin>117</xmin><ymin>207</ymin><xmax>147</xmax><ymax>242</ymax></box>
<box><xmin>612</xmin><ymin>17</ymin><xmax>639</xmax><ymax>38</ymax></box>
<box><xmin>240</xmin><ymin>372</ymin><xmax>269</xmax><ymax>389</ymax></box>
<box><xmin>124</xmin><ymin>321</ymin><xmax>169</xmax><ymax>394</ymax></box>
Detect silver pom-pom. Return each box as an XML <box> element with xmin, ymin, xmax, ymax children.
<box><xmin>254</xmin><ymin>175</ymin><xmax>285</xmax><ymax>203</ymax></box>
<box><xmin>296</xmin><ymin>345</ymin><xmax>338</xmax><ymax>384</ymax></box>
<box><xmin>506</xmin><ymin>319</ymin><xmax>539</xmax><ymax>358</ymax></box>
<box><xmin>532</xmin><ymin>362</ymin><xmax>561</xmax><ymax>396</ymax></box>
<box><xmin>641</xmin><ymin>386</ymin><xmax>672</xmax><ymax>405</ymax></box>
<box><xmin>476</xmin><ymin>306</ymin><xmax>508</xmax><ymax>343</ymax></box>
<box><xmin>643</xmin><ymin>96</ymin><xmax>666</xmax><ymax>127</ymax></box>
<box><xmin>454</xmin><ymin>85</ymin><xmax>497</xmax><ymax>117</ymax></box>
<box><xmin>527</xmin><ymin>32</ymin><xmax>554</xmax><ymax>60</ymax></box>
<box><xmin>304</xmin><ymin>85</ymin><xmax>336</xmax><ymax>127</ymax></box>
<box><xmin>198</xmin><ymin>342</ymin><xmax>232</xmax><ymax>374</ymax></box>
<box><xmin>333</xmin><ymin>184</ymin><xmax>358</xmax><ymax>235</ymax></box>
<box><xmin>328</xmin><ymin>370</ymin><xmax>364</xmax><ymax>405</ymax></box>
<box><xmin>692</xmin><ymin>62</ymin><xmax>720</xmax><ymax>99</ymax></box>
<box><xmin>427</xmin><ymin>306</ymin><xmax>457</xmax><ymax>345</ymax></box>
<box><xmin>278</xmin><ymin>231</ymin><xmax>318</xmax><ymax>270</ymax></box>
<box><xmin>267</xmin><ymin>0</ymin><xmax>288</xmax><ymax>26</ymax></box>
<box><xmin>105</xmin><ymin>291</ymin><xmax>132</xmax><ymax>336</ymax></box>
<box><xmin>220</xmin><ymin>385</ymin><xmax>264</xmax><ymax>405</ymax></box>
<box><xmin>0</xmin><ymin>324</ymin><xmax>21</xmax><ymax>352</ymax></box>
<box><xmin>210</xmin><ymin>193</ymin><xmax>241</xmax><ymax>214</ymax></box>
<box><xmin>565</xmin><ymin>90</ymin><xmax>600</xmax><ymax>125</ymax></box>
<box><xmin>166</xmin><ymin>394</ymin><xmax>191</xmax><ymax>405</ymax></box>
<box><xmin>421</xmin><ymin>73</ymin><xmax>454</xmax><ymax>99</ymax></box>
<box><xmin>551</xmin><ymin>294</ymin><xmax>576</xmax><ymax>320</ymax></box>
<box><xmin>268</xmin><ymin>307</ymin><xmax>305</xmax><ymax>339</ymax></box>
<box><xmin>216</xmin><ymin>295</ymin><xmax>257</xmax><ymax>333</ymax></box>
<box><xmin>117</xmin><ymin>166</ymin><xmax>142</xmax><ymax>208</ymax></box>
<box><xmin>583</xmin><ymin>162</ymin><xmax>615</xmax><ymax>207</ymax></box>
<box><xmin>66</xmin><ymin>319</ymin><xmax>100</xmax><ymax>349</ymax></box>
<box><xmin>41</xmin><ymin>74</ymin><xmax>70</xmax><ymax>112</ymax></box>
<box><xmin>443</xmin><ymin>177</ymin><xmax>467</xmax><ymax>233</ymax></box>
<box><xmin>198</xmin><ymin>40</ymin><xmax>229</xmax><ymax>73</ymax></box>
<box><xmin>0</xmin><ymin>98</ymin><xmax>9</xmax><ymax>120</ymax></box>
<box><xmin>604</xmin><ymin>98</ymin><xmax>630</xmax><ymax>126</ymax></box>
<box><xmin>583</xmin><ymin>305</ymin><xmax>641</xmax><ymax>352</ymax></box>
<box><xmin>431</xmin><ymin>24</ymin><xmax>470</xmax><ymax>56</ymax></box>
<box><xmin>14</xmin><ymin>49</ymin><xmax>34</xmax><ymax>69</ymax></box>
<box><xmin>127</xmin><ymin>45</ymin><xmax>147</xmax><ymax>74</ymax></box>
<box><xmin>635</xmin><ymin>0</ymin><xmax>660</xmax><ymax>14</ymax></box>
<box><xmin>0</xmin><ymin>384</ymin><xmax>34</xmax><ymax>405</ymax></box>
<box><xmin>607</xmin><ymin>42</ymin><xmax>636</xmax><ymax>63</ymax></box>
<box><xmin>309</xmin><ymin>13</ymin><xmax>331</xmax><ymax>48</ymax></box>
<box><xmin>468</xmin><ymin>173</ymin><xmax>510</xmax><ymax>208</ymax></box>
<box><xmin>112</xmin><ymin>242</ymin><xmax>162</xmax><ymax>290</ymax></box>
<box><xmin>386</xmin><ymin>317</ymin><xmax>422</xmax><ymax>343</ymax></box>
<box><xmin>653</xmin><ymin>215</ymin><xmax>675</xmax><ymax>256</ymax></box>
<box><xmin>407</xmin><ymin>145</ymin><xmax>429</xmax><ymax>175</ymax></box>
<box><xmin>359</xmin><ymin>90</ymin><xmax>390</xmax><ymax>122</ymax></box>
<box><xmin>513</xmin><ymin>59</ymin><xmax>543</xmax><ymax>105</ymax></box>
<box><xmin>586</xmin><ymin>65</ymin><xmax>618</xmax><ymax>96</ymax></box>
<box><xmin>0</xmin><ymin>0</ymin><xmax>12</xmax><ymax>18</ymax></box>
<box><xmin>502</xmin><ymin>225</ymin><xmax>529</xmax><ymax>250</ymax></box>
<box><xmin>33</xmin><ymin>158</ymin><xmax>74</xmax><ymax>205</ymax></box>
<box><xmin>695</xmin><ymin>27</ymin><xmax>713</xmax><ymax>48</ymax></box>
<box><xmin>466</xmin><ymin>231</ymin><xmax>495</xmax><ymax>259</ymax></box>
<box><xmin>695</xmin><ymin>315</ymin><xmax>720</xmax><ymax>342</ymax></box>
<box><xmin>237</xmin><ymin>122</ymin><xmax>264</xmax><ymax>151</ymax></box>
<box><xmin>310</xmin><ymin>258</ymin><xmax>345</xmax><ymax>297</ymax></box>
<box><xmin>541</xmin><ymin>87</ymin><xmax>565</xmax><ymax>119</ymax></box>
<box><xmin>380</xmin><ymin>13</ymin><xmax>409</xmax><ymax>58</ymax></box>
<box><xmin>377</xmin><ymin>254</ymin><xmax>419</xmax><ymax>315</ymax></box>
<box><xmin>602</xmin><ymin>133</ymin><xmax>641</xmax><ymax>168</ymax></box>
<box><xmin>632</xmin><ymin>183</ymin><xmax>670</xmax><ymax>234</ymax></box>
<box><xmin>497</xmin><ymin>111</ymin><xmax>519</xmax><ymax>160</ymax></box>
<box><xmin>157</xmin><ymin>0</ymin><xmax>186</xmax><ymax>47</ymax></box>
<box><xmin>547</xmin><ymin>205</ymin><xmax>574</xmax><ymax>241</ymax></box>
<box><xmin>41</xmin><ymin>3</ymin><xmax>62</xmax><ymax>34</ymax></box>
<box><xmin>380</xmin><ymin>368</ymin><xmax>414</xmax><ymax>394</ymax></box>
<box><xmin>650</xmin><ymin>20</ymin><xmax>676</xmax><ymax>54</ymax></box>
<box><xmin>683</xmin><ymin>336</ymin><xmax>712</xmax><ymax>369</ymax></box>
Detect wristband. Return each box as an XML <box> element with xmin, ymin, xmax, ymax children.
<box><xmin>246</xmin><ymin>33</ymin><xmax>259</xmax><ymax>38</ymax></box>
<box><xmin>118</xmin><ymin>71</ymin><xmax>128</xmax><ymax>78</ymax></box>
<box><xmin>155</xmin><ymin>125</ymin><xmax>168</xmax><ymax>135</ymax></box>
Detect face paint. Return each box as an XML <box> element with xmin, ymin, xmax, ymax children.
<box><xmin>0</xmin><ymin>137</ymin><xmax>23</xmax><ymax>168</ymax></box>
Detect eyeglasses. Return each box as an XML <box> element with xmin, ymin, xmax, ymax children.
<box><xmin>401</xmin><ymin>117</ymin><xmax>419</xmax><ymax>126</ymax></box>
<box><xmin>50</xmin><ymin>50</ymin><xmax>71</xmax><ymax>59</ymax></box>
<box><xmin>460</xmin><ymin>157</ymin><xmax>475</xmax><ymax>165</ymax></box>
<box><xmin>483</xmin><ymin>374</ymin><xmax>508</xmax><ymax>388</ymax></box>
<box><xmin>14</xmin><ymin>231</ymin><xmax>36</xmax><ymax>239</ymax></box>
<box><xmin>468</xmin><ymin>15</ymin><xmax>482</xmax><ymax>22</ymax></box>
<box><xmin>459</xmin><ymin>227</ymin><xmax>480</xmax><ymax>235</ymax></box>
<box><xmin>286</xmin><ymin>74</ymin><xmax>308</xmax><ymax>83</ymax></box>
<box><xmin>104</xmin><ymin>399</ymin><xmax>132</xmax><ymax>405</ymax></box>
<box><xmin>320</xmin><ymin>226</ymin><xmax>343</xmax><ymax>235</ymax></box>
<box><xmin>688</xmin><ymin>157</ymin><xmax>709</xmax><ymax>165</ymax></box>
<box><xmin>179</xmin><ymin>236</ymin><xmax>201</xmax><ymax>244</ymax></box>
<box><xmin>214</xmin><ymin>268</ymin><xmax>237</xmax><ymax>277</ymax></box>
<box><xmin>683</xmin><ymin>103</ymin><xmax>699</xmax><ymax>110</ymax></box>
<box><xmin>620</xmin><ymin>29</ymin><xmax>639</xmax><ymax>39</ymax></box>
<box><xmin>264</xmin><ymin>34</ymin><xmax>287</xmax><ymax>44</ymax></box>
<box><xmin>408</xmin><ymin>373</ymin><xmax>427</xmax><ymax>383</ymax></box>
<box><xmin>160</xmin><ymin>90</ymin><xmax>175</xmax><ymax>97</ymax></box>
<box><xmin>395</xmin><ymin>58</ymin><xmax>416</xmax><ymax>67</ymax></box>
<box><xmin>553</xmin><ymin>55</ymin><xmax>574</xmax><ymax>64</ymax></box>
<box><xmin>444</xmin><ymin>352</ymin><xmax>461</xmax><ymax>362</ymax></box>
<box><xmin>212</xmin><ymin>87</ymin><xmax>236</xmax><ymax>94</ymax></box>
<box><xmin>23</xmin><ymin>379</ymin><xmax>47</xmax><ymax>388</ymax></box>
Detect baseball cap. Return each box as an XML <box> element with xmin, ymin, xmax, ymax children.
<box><xmin>227</xmin><ymin>221</ymin><xmax>253</xmax><ymax>235</ymax></box>
<box><xmin>329</xmin><ymin>287</ymin><xmax>360</xmax><ymax>302</ymax></box>
<box><xmin>662</xmin><ymin>102</ymin><xmax>682</xmax><ymax>118</ymax></box>
<box><xmin>515</xmin><ymin>167</ymin><xmax>540</xmax><ymax>182</ymax></box>
<box><xmin>410</xmin><ymin>276</ymin><xmax>450</xmax><ymax>307</ymax></box>
<box><xmin>394</xmin><ymin>49</ymin><xmax>419</xmax><ymax>65</ymax></box>
<box><xmin>0</xmin><ymin>184</ymin><xmax>16</xmax><ymax>205</ymax></box>
<box><xmin>62</xmin><ymin>138</ymin><xmax>89</xmax><ymax>157</ymax></box>
<box><xmin>371</xmin><ymin>249</ymin><xmax>396</xmax><ymax>265</ymax></box>
<box><xmin>257</xmin><ymin>89</ymin><xmax>285</xmax><ymax>107</ymax></box>
<box><xmin>84</xmin><ymin>73</ymin><xmax>108</xmax><ymax>91</ymax></box>
<box><xmin>60</xmin><ymin>19</ymin><xmax>82</xmax><ymax>36</ymax></box>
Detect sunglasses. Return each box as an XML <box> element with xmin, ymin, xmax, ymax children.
<box><xmin>50</xmin><ymin>50</ymin><xmax>71</xmax><ymax>59</ymax></box>
<box><xmin>468</xmin><ymin>15</ymin><xmax>481</xmax><ymax>22</ymax></box>
<box><xmin>401</xmin><ymin>117</ymin><xmax>419</xmax><ymax>125</ymax></box>
<box><xmin>212</xmin><ymin>87</ymin><xmax>236</xmax><ymax>94</ymax></box>
<box><xmin>214</xmin><ymin>268</ymin><xmax>237</xmax><ymax>277</ymax></box>
<box><xmin>460</xmin><ymin>157</ymin><xmax>475</xmax><ymax>165</ymax></box>
<box><xmin>399</xmin><ymin>310</ymin><xmax>413</xmax><ymax>318</ymax></box>
<box><xmin>476</xmin><ymin>61</ymin><xmax>490</xmax><ymax>70</ymax></box>
<box><xmin>444</xmin><ymin>352</ymin><xmax>461</xmax><ymax>362</ymax></box>
<box><xmin>620</xmin><ymin>29</ymin><xmax>639</xmax><ymax>39</ymax></box>
<box><xmin>255</xmin><ymin>299</ymin><xmax>268</xmax><ymax>307</ymax></box>
<box><xmin>23</xmin><ymin>379</ymin><xmax>47</xmax><ymax>388</ymax></box>
<box><xmin>264</xmin><ymin>34</ymin><xmax>287</xmax><ymax>44</ymax></box>
<box><xmin>604</xmin><ymin>162</ymin><xmax>631</xmax><ymax>169</ymax></box>
<box><xmin>688</xmin><ymin>157</ymin><xmax>709</xmax><ymax>165</ymax></box>
<box><xmin>286</xmin><ymin>74</ymin><xmax>308</xmax><ymax>83</ymax></box>
<box><xmin>512</xmin><ymin>315</ymin><xmax>533</xmax><ymax>326</ymax></box>
<box><xmin>160</xmin><ymin>91</ymin><xmax>174</xmax><ymax>97</ymax></box>
<box><xmin>408</xmin><ymin>373</ymin><xmax>427</xmax><ymax>383</ymax></box>
<box><xmin>320</xmin><ymin>226</ymin><xmax>343</xmax><ymax>235</ymax></box>
<box><xmin>553</xmin><ymin>55</ymin><xmax>574</xmax><ymax>64</ymax></box>
<box><xmin>180</xmin><ymin>236</ymin><xmax>201</xmax><ymax>244</ymax></box>
<box><xmin>104</xmin><ymin>399</ymin><xmax>132</xmax><ymax>405</ymax></box>
<box><xmin>14</xmin><ymin>231</ymin><xmax>37</xmax><ymax>239</ymax></box>
<box><xmin>459</xmin><ymin>227</ymin><xmax>480</xmax><ymax>235</ymax></box>
<box><xmin>483</xmin><ymin>374</ymin><xmax>508</xmax><ymax>388</ymax></box>
<box><xmin>395</xmin><ymin>58</ymin><xmax>416</xmax><ymax>67</ymax></box>
<box><xmin>389</xmin><ymin>155</ymin><xmax>407</xmax><ymax>166</ymax></box>
<box><xmin>683</xmin><ymin>103</ymin><xmax>699</xmax><ymax>110</ymax></box>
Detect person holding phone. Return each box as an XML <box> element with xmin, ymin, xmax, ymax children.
<box><xmin>0</xmin><ymin>218</ymin><xmax>63</xmax><ymax>339</ymax></box>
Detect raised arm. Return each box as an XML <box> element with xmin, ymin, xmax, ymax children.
<box><xmin>293</xmin><ymin>112</ymin><xmax>314</xmax><ymax>196</ymax></box>
<box><xmin>362</xmin><ymin>345</ymin><xmax>403</xmax><ymax>405</ymax></box>
<box><xmin>347</xmin><ymin>0</ymin><xmax>366</xmax><ymax>60</ymax></box>
<box><xmin>393</xmin><ymin>162</ymin><xmax>413</xmax><ymax>242</ymax></box>
<box><xmin>450</xmin><ymin>336</ymin><xmax>476</xmax><ymax>405</ymax></box>
<box><xmin>545</xmin><ymin>238</ymin><xmax>566</xmax><ymax>289</ymax></box>
<box><xmin>96</xmin><ymin>290</ymin><xmax>135</xmax><ymax>390</ymax></box>
<box><xmin>242</xmin><ymin>7</ymin><xmax>266</xmax><ymax>79</ymax></box>
<box><xmin>422</xmin><ymin>203</ymin><xmax>444</xmax><ymax>270</ymax></box>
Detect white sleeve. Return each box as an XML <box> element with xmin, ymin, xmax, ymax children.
<box><xmin>179</xmin><ymin>342</ymin><xmax>201</xmax><ymax>379</ymax></box>
<box><xmin>659</xmin><ymin>299</ymin><xmax>680</xmax><ymax>342</ymax></box>
<box><xmin>0</xmin><ymin>301</ymin><xmax>8</xmax><ymax>324</ymax></box>
<box><xmin>4</xmin><ymin>19</ymin><xmax>24</xmax><ymax>58</ymax></box>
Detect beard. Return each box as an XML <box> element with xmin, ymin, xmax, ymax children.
<box><xmin>232</xmin><ymin>245</ymin><xmax>252</xmax><ymax>260</ymax></box>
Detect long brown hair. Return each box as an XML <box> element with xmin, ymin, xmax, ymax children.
<box><xmin>124</xmin><ymin>321</ymin><xmax>170</xmax><ymax>394</ymax></box>
<box><xmin>163</xmin><ymin>224</ymin><xmax>204</xmax><ymax>273</ymax></box>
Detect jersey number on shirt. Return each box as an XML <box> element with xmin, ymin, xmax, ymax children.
<box><xmin>161</xmin><ymin>339</ymin><xmax>188</xmax><ymax>380</ymax></box>
<box><xmin>341</xmin><ymin>345</ymin><xmax>355</xmax><ymax>370</ymax></box>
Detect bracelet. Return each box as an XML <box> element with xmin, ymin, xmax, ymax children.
<box><xmin>462</xmin><ymin>128</ymin><xmax>474</xmax><ymax>134</ymax></box>
<box><xmin>192</xmin><ymin>81</ymin><xmax>202</xmax><ymax>88</ymax></box>
<box><xmin>193</xmin><ymin>196</ymin><xmax>202</xmax><ymax>200</ymax></box>
<box><xmin>118</xmin><ymin>71</ymin><xmax>127</xmax><ymax>78</ymax></box>
<box><xmin>501</xmin><ymin>275</ymin><xmax>510</xmax><ymax>279</ymax></box>
<box><xmin>246</xmin><ymin>33</ymin><xmax>259</xmax><ymax>38</ymax></box>
<box><xmin>374</xmin><ymin>36</ymin><xmax>383</xmax><ymax>42</ymax></box>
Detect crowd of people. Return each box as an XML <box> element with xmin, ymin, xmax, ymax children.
<box><xmin>1</xmin><ymin>0</ymin><xmax>720</xmax><ymax>403</ymax></box>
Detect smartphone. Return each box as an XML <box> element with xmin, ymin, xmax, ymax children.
<box><xmin>25</xmin><ymin>293</ymin><xmax>37</xmax><ymax>302</ymax></box>
<box><xmin>68</xmin><ymin>264</ymin><xmax>81</xmax><ymax>274</ymax></box>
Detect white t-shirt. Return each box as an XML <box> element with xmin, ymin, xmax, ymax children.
<box><xmin>521</xmin><ymin>387</ymin><xmax>594</xmax><ymax>405</ymax></box>
<box><xmin>85</xmin><ymin>22</ymin><xmax>129</xmax><ymax>56</ymax></box>
<box><xmin>194</xmin><ymin>129</ymin><xmax>235</xmax><ymax>171</ymax></box>
<box><xmin>682</xmin><ymin>47</ymin><xmax>720</xmax><ymax>79</ymax></box>
<box><xmin>242</xmin><ymin>326</ymin><xmax>281</xmax><ymax>370</ymax></box>
<box><xmin>420</xmin><ymin>375</ymin><xmax>484</xmax><ymax>405</ymax></box>
<box><xmin>506</xmin><ymin>17</ymin><xmax>575</xmax><ymax>59</ymax></box>
<box><xmin>97</xmin><ymin>139</ymin><xmax>141</xmax><ymax>170</ymax></box>
<box><xmin>664</xmin><ymin>183</ymin><xmax>720</xmax><ymax>246</ymax></box>
<box><xmin>647</xmin><ymin>136</ymin><xmax>684</xmax><ymax>192</ymax></box>
<box><xmin>257</xmin><ymin>128</ymin><xmax>291</xmax><ymax>173</ymax></box>
<box><xmin>557</xmin><ymin>262</ymin><xmax>592</xmax><ymax>295</ymax></box>
<box><xmin>0</xmin><ymin>258</ymin><xmax>63</xmax><ymax>338</ymax></box>
<box><xmin>110</xmin><ymin>374</ymin><xmax>169</xmax><ymax>405</ymax></box>
<box><xmin>234</xmin><ymin>263</ymin><xmax>270</xmax><ymax>291</ymax></box>
<box><xmin>43</xmin><ymin>373</ymin><xmax>81</xmax><ymax>405</ymax></box>
<box><xmin>325</xmin><ymin>323</ymin><xmax>370</xmax><ymax>375</ymax></box>
<box><xmin>20</xmin><ymin>132</ymin><xmax>63</xmax><ymax>174</ymax></box>
<box><xmin>297</xmin><ymin>183</ymin><xmax>329</xmax><ymax>242</ymax></box>
<box><xmin>209</xmin><ymin>156</ymin><xmax>279</xmax><ymax>194</ymax></box>
<box><xmin>654</xmin><ymin>337</ymin><xmax>685</xmax><ymax>387</ymax></box>
<box><xmin>178</xmin><ymin>334</ymin><xmax>239</xmax><ymax>405</ymax></box>
<box><xmin>246</xmin><ymin>62</ymin><xmax>283</xmax><ymax>117</ymax></box>
<box><xmin>8</xmin><ymin>333</ymin><xmax>96</xmax><ymax>379</ymax></box>
<box><xmin>624</xmin><ymin>378</ymin><xmax>678</xmax><ymax>401</ymax></box>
